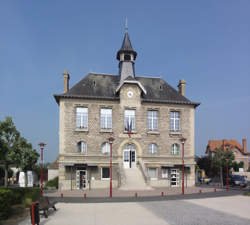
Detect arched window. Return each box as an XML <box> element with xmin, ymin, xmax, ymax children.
<box><xmin>171</xmin><ymin>143</ymin><xmax>180</xmax><ymax>155</ymax></box>
<box><xmin>149</xmin><ymin>144</ymin><xmax>158</xmax><ymax>155</ymax></box>
<box><xmin>77</xmin><ymin>141</ymin><xmax>87</xmax><ymax>153</ymax></box>
<box><xmin>124</xmin><ymin>54</ymin><xmax>131</xmax><ymax>60</ymax></box>
<box><xmin>102</xmin><ymin>142</ymin><xmax>110</xmax><ymax>154</ymax></box>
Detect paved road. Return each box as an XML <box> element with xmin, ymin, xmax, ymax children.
<box><xmin>19</xmin><ymin>194</ymin><xmax>250</xmax><ymax>225</ymax></box>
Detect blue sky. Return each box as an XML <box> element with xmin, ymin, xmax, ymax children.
<box><xmin>0</xmin><ymin>0</ymin><xmax>249</xmax><ymax>163</ymax></box>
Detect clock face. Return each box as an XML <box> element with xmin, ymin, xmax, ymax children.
<box><xmin>127</xmin><ymin>91</ymin><xmax>134</xmax><ymax>98</ymax></box>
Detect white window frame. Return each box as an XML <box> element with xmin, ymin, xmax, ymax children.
<box><xmin>76</xmin><ymin>107</ymin><xmax>88</xmax><ymax>129</ymax></box>
<box><xmin>148</xmin><ymin>167</ymin><xmax>158</xmax><ymax>180</ymax></box>
<box><xmin>149</xmin><ymin>143</ymin><xmax>158</xmax><ymax>155</ymax></box>
<box><xmin>101</xmin><ymin>167</ymin><xmax>110</xmax><ymax>180</ymax></box>
<box><xmin>102</xmin><ymin>142</ymin><xmax>110</xmax><ymax>155</ymax></box>
<box><xmin>124</xmin><ymin>109</ymin><xmax>136</xmax><ymax>131</ymax></box>
<box><xmin>170</xmin><ymin>111</ymin><xmax>180</xmax><ymax>132</ymax></box>
<box><xmin>162</xmin><ymin>167</ymin><xmax>168</xmax><ymax>179</ymax></box>
<box><xmin>148</xmin><ymin>110</ymin><xmax>158</xmax><ymax>131</ymax></box>
<box><xmin>77</xmin><ymin>141</ymin><xmax>87</xmax><ymax>154</ymax></box>
<box><xmin>100</xmin><ymin>108</ymin><xmax>112</xmax><ymax>129</ymax></box>
<box><xmin>171</xmin><ymin>143</ymin><xmax>180</xmax><ymax>155</ymax></box>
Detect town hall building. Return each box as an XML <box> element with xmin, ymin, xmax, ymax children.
<box><xmin>54</xmin><ymin>31</ymin><xmax>200</xmax><ymax>190</ymax></box>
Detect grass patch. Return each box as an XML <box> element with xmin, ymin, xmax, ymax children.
<box><xmin>243</xmin><ymin>191</ymin><xmax>250</xmax><ymax>196</ymax></box>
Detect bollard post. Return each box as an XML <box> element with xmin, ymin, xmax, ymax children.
<box><xmin>31</xmin><ymin>202</ymin><xmax>35</xmax><ymax>225</ymax></box>
<box><xmin>161</xmin><ymin>192</ymin><xmax>164</xmax><ymax>196</ymax></box>
<box><xmin>214</xmin><ymin>188</ymin><xmax>216</xmax><ymax>192</ymax></box>
<box><xmin>199</xmin><ymin>189</ymin><xmax>202</xmax><ymax>194</ymax></box>
<box><xmin>61</xmin><ymin>193</ymin><xmax>63</xmax><ymax>198</ymax></box>
<box><xmin>84</xmin><ymin>193</ymin><xmax>86</xmax><ymax>199</ymax></box>
<box><xmin>135</xmin><ymin>192</ymin><xmax>138</xmax><ymax>198</ymax></box>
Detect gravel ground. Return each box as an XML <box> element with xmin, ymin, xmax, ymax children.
<box><xmin>18</xmin><ymin>194</ymin><xmax>250</xmax><ymax>225</ymax></box>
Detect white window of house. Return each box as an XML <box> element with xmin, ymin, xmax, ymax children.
<box><xmin>77</xmin><ymin>141</ymin><xmax>87</xmax><ymax>153</ymax></box>
<box><xmin>101</xmin><ymin>142</ymin><xmax>110</xmax><ymax>154</ymax></box>
<box><xmin>148</xmin><ymin>168</ymin><xmax>157</xmax><ymax>180</ymax></box>
<box><xmin>101</xmin><ymin>167</ymin><xmax>110</xmax><ymax>180</ymax></box>
<box><xmin>148</xmin><ymin>110</ymin><xmax>158</xmax><ymax>131</ymax></box>
<box><xmin>124</xmin><ymin>109</ymin><xmax>135</xmax><ymax>131</ymax></box>
<box><xmin>149</xmin><ymin>143</ymin><xmax>158</xmax><ymax>155</ymax></box>
<box><xmin>76</xmin><ymin>107</ymin><xmax>88</xmax><ymax>129</ymax></box>
<box><xmin>170</xmin><ymin>111</ymin><xmax>180</xmax><ymax>132</ymax></box>
<box><xmin>101</xmin><ymin>108</ymin><xmax>112</xmax><ymax>129</ymax></box>
<box><xmin>171</xmin><ymin>143</ymin><xmax>180</xmax><ymax>155</ymax></box>
<box><xmin>162</xmin><ymin>167</ymin><xmax>168</xmax><ymax>178</ymax></box>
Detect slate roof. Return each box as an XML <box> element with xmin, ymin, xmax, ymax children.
<box><xmin>117</xmin><ymin>32</ymin><xmax>137</xmax><ymax>60</ymax></box>
<box><xmin>54</xmin><ymin>73</ymin><xmax>200</xmax><ymax>107</ymax></box>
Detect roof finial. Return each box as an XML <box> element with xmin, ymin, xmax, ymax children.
<box><xmin>125</xmin><ymin>17</ymin><xmax>128</xmax><ymax>33</ymax></box>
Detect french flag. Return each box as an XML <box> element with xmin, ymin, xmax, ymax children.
<box><xmin>125</xmin><ymin>120</ymin><xmax>132</xmax><ymax>138</ymax></box>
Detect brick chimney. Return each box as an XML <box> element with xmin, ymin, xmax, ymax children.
<box><xmin>178</xmin><ymin>80</ymin><xmax>186</xmax><ymax>96</ymax></box>
<box><xmin>63</xmin><ymin>70</ymin><xmax>70</xmax><ymax>93</ymax></box>
<box><xmin>242</xmin><ymin>138</ymin><xmax>247</xmax><ymax>153</ymax></box>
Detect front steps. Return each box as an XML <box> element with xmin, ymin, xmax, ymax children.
<box><xmin>119</xmin><ymin>168</ymin><xmax>153</xmax><ymax>190</ymax></box>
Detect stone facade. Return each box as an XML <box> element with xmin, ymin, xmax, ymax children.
<box><xmin>57</xmin><ymin>85</ymin><xmax>196</xmax><ymax>190</ymax></box>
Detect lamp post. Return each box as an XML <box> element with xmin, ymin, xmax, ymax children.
<box><xmin>225</xmin><ymin>143</ymin><xmax>230</xmax><ymax>191</ymax></box>
<box><xmin>38</xmin><ymin>142</ymin><xmax>46</xmax><ymax>195</ymax></box>
<box><xmin>180</xmin><ymin>137</ymin><xmax>187</xmax><ymax>195</ymax></box>
<box><xmin>108</xmin><ymin>136</ymin><xmax>115</xmax><ymax>198</ymax></box>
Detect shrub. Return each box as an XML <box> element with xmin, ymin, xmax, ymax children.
<box><xmin>0</xmin><ymin>187</ymin><xmax>40</xmax><ymax>221</ymax></box>
<box><xmin>45</xmin><ymin>176</ymin><xmax>58</xmax><ymax>189</ymax></box>
<box><xmin>0</xmin><ymin>189</ymin><xmax>12</xmax><ymax>220</ymax></box>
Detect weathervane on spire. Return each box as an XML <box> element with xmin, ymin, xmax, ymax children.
<box><xmin>125</xmin><ymin>17</ymin><xmax>128</xmax><ymax>33</ymax></box>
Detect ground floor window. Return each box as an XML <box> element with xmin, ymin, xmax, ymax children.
<box><xmin>162</xmin><ymin>167</ymin><xmax>168</xmax><ymax>178</ymax></box>
<box><xmin>148</xmin><ymin>168</ymin><xmax>157</xmax><ymax>180</ymax></box>
<box><xmin>101</xmin><ymin>167</ymin><xmax>110</xmax><ymax>180</ymax></box>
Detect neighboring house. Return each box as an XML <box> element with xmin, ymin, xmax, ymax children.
<box><xmin>206</xmin><ymin>138</ymin><xmax>250</xmax><ymax>171</ymax></box>
<box><xmin>48</xmin><ymin>158</ymin><xmax>59</xmax><ymax>181</ymax></box>
<box><xmin>54</xmin><ymin>31</ymin><xmax>200</xmax><ymax>190</ymax></box>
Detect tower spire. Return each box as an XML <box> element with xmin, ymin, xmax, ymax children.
<box><xmin>125</xmin><ymin>17</ymin><xmax>128</xmax><ymax>33</ymax></box>
<box><xmin>116</xmin><ymin>27</ymin><xmax>137</xmax><ymax>82</ymax></box>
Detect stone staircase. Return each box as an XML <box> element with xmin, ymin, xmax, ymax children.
<box><xmin>119</xmin><ymin>167</ymin><xmax>153</xmax><ymax>190</ymax></box>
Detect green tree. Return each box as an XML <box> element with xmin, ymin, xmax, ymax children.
<box><xmin>211</xmin><ymin>147</ymin><xmax>235</xmax><ymax>187</ymax></box>
<box><xmin>0</xmin><ymin>117</ymin><xmax>20</xmax><ymax>187</ymax></box>
<box><xmin>15</xmin><ymin>137</ymin><xmax>40</xmax><ymax>186</ymax></box>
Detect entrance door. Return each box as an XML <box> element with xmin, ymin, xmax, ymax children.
<box><xmin>171</xmin><ymin>169</ymin><xmax>179</xmax><ymax>187</ymax></box>
<box><xmin>123</xmin><ymin>144</ymin><xmax>136</xmax><ymax>168</ymax></box>
<box><xmin>76</xmin><ymin>169</ymin><xmax>87</xmax><ymax>189</ymax></box>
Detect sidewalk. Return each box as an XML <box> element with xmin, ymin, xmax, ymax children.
<box><xmin>45</xmin><ymin>186</ymin><xmax>223</xmax><ymax>198</ymax></box>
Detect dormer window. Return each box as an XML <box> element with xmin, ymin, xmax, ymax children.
<box><xmin>124</xmin><ymin>55</ymin><xmax>131</xmax><ymax>60</ymax></box>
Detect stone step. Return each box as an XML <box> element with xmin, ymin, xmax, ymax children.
<box><xmin>119</xmin><ymin>168</ymin><xmax>153</xmax><ymax>190</ymax></box>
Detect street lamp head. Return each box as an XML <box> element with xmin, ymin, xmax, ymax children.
<box><xmin>38</xmin><ymin>142</ymin><xmax>46</xmax><ymax>149</ymax></box>
<box><xmin>180</xmin><ymin>137</ymin><xmax>187</xmax><ymax>144</ymax></box>
<box><xmin>108</xmin><ymin>136</ymin><xmax>115</xmax><ymax>144</ymax></box>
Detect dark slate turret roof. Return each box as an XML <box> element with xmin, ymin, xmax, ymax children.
<box><xmin>117</xmin><ymin>32</ymin><xmax>137</xmax><ymax>60</ymax></box>
<box><xmin>54</xmin><ymin>73</ymin><xmax>200</xmax><ymax>107</ymax></box>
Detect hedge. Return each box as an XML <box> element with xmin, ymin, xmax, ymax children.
<box><xmin>45</xmin><ymin>176</ymin><xmax>58</xmax><ymax>189</ymax></box>
<box><xmin>0</xmin><ymin>187</ymin><xmax>40</xmax><ymax>220</ymax></box>
<box><xmin>0</xmin><ymin>189</ymin><xmax>12</xmax><ymax>220</ymax></box>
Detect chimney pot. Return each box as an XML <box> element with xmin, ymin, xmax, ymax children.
<box><xmin>63</xmin><ymin>70</ymin><xmax>70</xmax><ymax>93</ymax></box>
<box><xmin>242</xmin><ymin>138</ymin><xmax>247</xmax><ymax>153</ymax></box>
<box><xmin>178</xmin><ymin>79</ymin><xmax>186</xmax><ymax>96</ymax></box>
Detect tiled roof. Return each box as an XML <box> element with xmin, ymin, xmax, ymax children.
<box><xmin>207</xmin><ymin>139</ymin><xmax>247</xmax><ymax>155</ymax></box>
<box><xmin>54</xmin><ymin>73</ymin><xmax>200</xmax><ymax>107</ymax></box>
<box><xmin>48</xmin><ymin>158</ymin><xmax>59</xmax><ymax>169</ymax></box>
